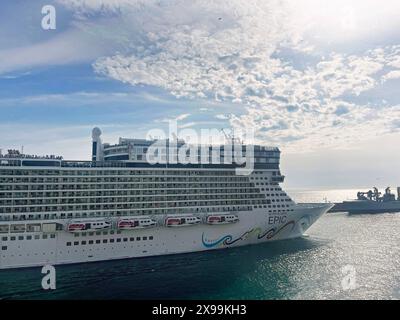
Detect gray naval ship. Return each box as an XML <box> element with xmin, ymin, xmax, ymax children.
<box><xmin>330</xmin><ymin>187</ymin><xmax>400</xmax><ymax>214</ymax></box>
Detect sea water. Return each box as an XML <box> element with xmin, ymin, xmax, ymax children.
<box><xmin>0</xmin><ymin>189</ymin><xmax>399</xmax><ymax>300</ymax></box>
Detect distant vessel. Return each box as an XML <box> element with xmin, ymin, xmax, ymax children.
<box><xmin>330</xmin><ymin>187</ymin><xmax>400</xmax><ymax>214</ymax></box>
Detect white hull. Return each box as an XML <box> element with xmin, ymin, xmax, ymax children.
<box><xmin>0</xmin><ymin>203</ymin><xmax>331</xmax><ymax>270</ymax></box>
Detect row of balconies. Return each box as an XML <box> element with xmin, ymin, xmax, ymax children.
<box><xmin>0</xmin><ymin>188</ymin><xmax>260</xmax><ymax>198</ymax></box>
<box><xmin>0</xmin><ymin>176</ymin><xmax>252</xmax><ymax>183</ymax></box>
<box><xmin>0</xmin><ymin>193</ymin><xmax>266</xmax><ymax>207</ymax></box>
<box><xmin>0</xmin><ymin>199</ymin><xmax>267</xmax><ymax>214</ymax></box>
<box><xmin>0</xmin><ymin>206</ymin><xmax>255</xmax><ymax>222</ymax></box>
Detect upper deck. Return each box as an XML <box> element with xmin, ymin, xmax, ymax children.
<box><xmin>0</xmin><ymin>157</ymin><xmax>280</xmax><ymax>170</ymax></box>
<box><xmin>0</xmin><ymin>128</ymin><xmax>281</xmax><ymax>170</ymax></box>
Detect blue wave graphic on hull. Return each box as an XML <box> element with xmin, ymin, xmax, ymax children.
<box><xmin>202</xmin><ymin>220</ymin><xmax>297</xmax><ymax>248</ymax></box>
<box><xmin>202</xmin><ymin>229</ymin><xmax>254</xmax><ymax>248</ymax></box>
<box><xmin>201</xmin><ymin>234</ymin><xmax>233</xmax><ymax>248</ymax></box>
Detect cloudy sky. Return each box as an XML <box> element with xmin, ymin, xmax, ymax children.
<box><xmin>1</xmin><ymin>0</ymin><xmax>400</xmax><ymax>189</ymax></box>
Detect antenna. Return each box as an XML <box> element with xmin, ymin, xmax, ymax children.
<box><xmin>21</xmin><ymin>146</ymin><xmax>24</xmax><ymax>154</ymax></box>
<box><xmin>220</xmin><ymin>128</ymin><xmax>232</xmax><ymax>143</ymax></box>
<box><xmin>219</xmin><ymin>128</ymin><xmax>243</xmax><ymax>145</ymax></box>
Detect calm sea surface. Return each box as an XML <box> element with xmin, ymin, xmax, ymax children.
<box><xmin>0</xmin><ymin>189</ymin><xmax>399</xmax><ymax>300</ymax></box>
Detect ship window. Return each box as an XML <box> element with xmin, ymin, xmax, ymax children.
<box><xmin>110</xmin><ymin>239</ymin><xmax>115</xmax><ymax>243</ymax></box>
<box><xmin>1</xmin><ymin>246</ymin><xmax>7</xmax><ymax>250</ymax></box>
<box><xmin>10</xmin><ymin>236</ymin><xmax>16</xmax><ymax>241</ymax></box>
<box><xmin>74</xmin><ymin>241</ymin><xmax>79</xmax><ymax>245</ymax></box>
<box><xmin>42</xmin><ymin>235</ymin><xmax>48</xmax><ymax>239</ymax></box>
<box><xmin>81</xmin><ymin>241</ymin><xmax>87</xmax><ymax>245</ymax></box>
<box><xmin>116</xmin><ymin>238</ymin><xmax>121</xmax><ymax>242</ymax></box>
<box><xmin>103</xmin><ymin>239</ymin><xmax>108</xmax><ymax>243</ymax></box>
<box><xmin>34</xmin><ymin>235</ymin><xmax>40</xmax><ymax>240</ymax></box>
<box><xmin>66</xmin><ymin>242</ymin><xmax>71</xmax><ymax>246</ymax></box>
<box><xmin>129</xmin><ymin>237</ymin><xmax>134</xmax><ymax>241</ymax></box>
<box><xmin>149</xmin><ymin>236</ymin><xmax>153</xmax><ymax>240</ymax></box>
<box><xmin>89</xmin><ymin>240</ymin><xmax>94</xmax><ymax>244</ymax></box>
<box><xmin>50</xmin><ymin>234</ymin><xmax>55</xmax><ymax>238</ymax></box>
<box><xmin>95</xmin><ymin>240</ymin><xmax>101</xmax><ymax>244</ymax></box>
<box><xmin>143</xmin><ymin>236</ymin><xmax>147</xmax><ymax>241</ymax></box>
<box><xmin>1</xmin><ymin>236</ymin><xmax>7</xmax><ymax>241</ymax></box>
<box><xmin>136</xmin><ymin>237</ymin><xmax>141</xmax><ymax>241</ymax></box>
<box><xmin>18</xmin><ymin>236</ymin><xmax>24</xmax><ymax>240</ymax></box>
<box><xmin>123</xmin><ymin>238</ymin><xmax>128</xmax><ymax>242</ymax></box>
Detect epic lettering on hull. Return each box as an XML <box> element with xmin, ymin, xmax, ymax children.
<box><xmin>268</xmin><ymin>215</ymin><xmax>287</xmax><ymax>225</ymax></box>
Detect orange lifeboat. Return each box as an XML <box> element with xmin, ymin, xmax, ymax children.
<box><xmin>206</xmin><ymin>214</ymin><xmax>239</xmax><ymax>225</ymax></box>
<box><xmin>117</xmin><ymin>217</ymin><xmax>157</xmax><ymax>230</ymax></box>
<box><xmin>165</xmin><ymin>215</ymin><xmax>201</xmax><ymax>227</ymax></box>
<box><xmin>67</xmin><ymin>223</ymin><xmax>87</xmax><ymax>232</ymax></box>
<box><xmin>66</xmin><ymin>219</ymin><xmax>111</xmax><ymax>233</ymax></box>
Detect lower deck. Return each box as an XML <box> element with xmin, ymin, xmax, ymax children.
<box><xmin>1</xmin><ymin>228</ymin><xmax>294</xmax><ymax>269</ymax></box>
<box><xmin>0</xmin><ymin>204</ymin><xmax>331</xmax><ymax>269</ymax></box>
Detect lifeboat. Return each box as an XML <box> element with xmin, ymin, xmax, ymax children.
<box><xmin>165</xmin><ymin>215</ymin><xmax>201</xmax><ymax>227</ymax></box>
<box><xmin>67</xmin><ymin>220</ymin><xmax>112</xmax><ymax>233</ymax></box>
<box><xmin>67</xmin><ymin>223</ymin><xmax>87</xmax><ymax>232</ymax></box>
<box><xmin>206</xmin><ymin>214</ymin><xmax>239</xmax><ymax>225</ymax></box>
<box><xmin>117</xmin><ymin>217</ymin><xmax>157</xmax><ymax>230</ymax></box>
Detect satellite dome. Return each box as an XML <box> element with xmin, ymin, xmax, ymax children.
<box><xmin>92</xmin><ymin>127</ymin><xmax>102</xmax><ymax>139</ymax></box>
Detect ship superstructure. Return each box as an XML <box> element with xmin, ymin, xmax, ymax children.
<box><xmin>0</xmin><ymin>128</ymin><xmax>332</xmax><ymax>269</ymax></box>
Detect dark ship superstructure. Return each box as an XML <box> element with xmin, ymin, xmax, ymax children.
<box><xmin>330</xmin><ymin>187</ymin><xmax>400</xmax><ymax>214</ymax></box>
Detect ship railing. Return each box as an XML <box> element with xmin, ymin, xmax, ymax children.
<box><xmin>296</xmin><ymin>202</ymin><xmax>333</xmax><ymax>208</ymax></box>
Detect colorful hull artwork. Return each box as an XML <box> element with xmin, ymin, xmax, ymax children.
<box><xmin>202</xmin><ymin>220</ymin><xmax>297</xmax><ymax>248</ymax></box>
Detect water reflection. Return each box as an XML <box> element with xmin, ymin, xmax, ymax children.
<box><xmin>0</xmin><ymin>237</ymin><xmax>327</xmax><ymax>300</ymax></box>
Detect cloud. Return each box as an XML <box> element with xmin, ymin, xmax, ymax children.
<box><xmin>382</xmin><ymin>70</ymin><xmax>400</xmax><ymax>82</ymax></box>
<box><xmin>157</xmin><ymin>113</ymin><xmax>191</xmax><ymax>123</ymax></box>
<box><xmin>3</xmin><ymin>0</ymin><xmax>400</xmax><ymax>152</ymax></box>
<box><xmin>0</xmin><ymin>91</ymin><xmax>145</xmax><ymax>106</ymax></box>
<box><xmin>91</xmin><ymin>0</ymin><xmax>303</xmax><ymax>99</ymax></box>
<box><xmin>215</xmin><ymin>114</ymin><xmax>229</xmax><ymax>120</ymax></box>
<box><xmin>175</xmin><ymin>113</ymin><xmax>191</xmax><ymax>121</ymax></box>
<box><xmin>58</xmin><ymin>0</ymin><xmax>146</xmax><ymax>14</ymax></box>
<box><xmin>82</xmin><ymin>0</ymin><xmax>399</xmax><ymax>151</ymax></box>
<box><xmin>0</xmin><ymin>29</ymin><xmax>112</xmax><ymax>74</ymax></box>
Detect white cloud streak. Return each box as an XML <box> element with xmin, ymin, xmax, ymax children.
<box><xmin>382</xmin><ymin>70</ymin><xmax>400</xmax><ymax>82</ymax></box>
<box><xmin>0</xmin><ymin>29</ymin><xmax>112</xmax><ymax>74</ymax></box>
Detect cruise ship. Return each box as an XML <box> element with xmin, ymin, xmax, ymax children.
<box><xmin>0</xmin><ymin>128</ymin><xmax>332</xmax><ymax>269</ymax></box>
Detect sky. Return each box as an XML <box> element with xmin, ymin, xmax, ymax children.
<box><xmin>0</xmin><ymin>0</ymin><xmax>400</xmax><ymax>189</ymax></box>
